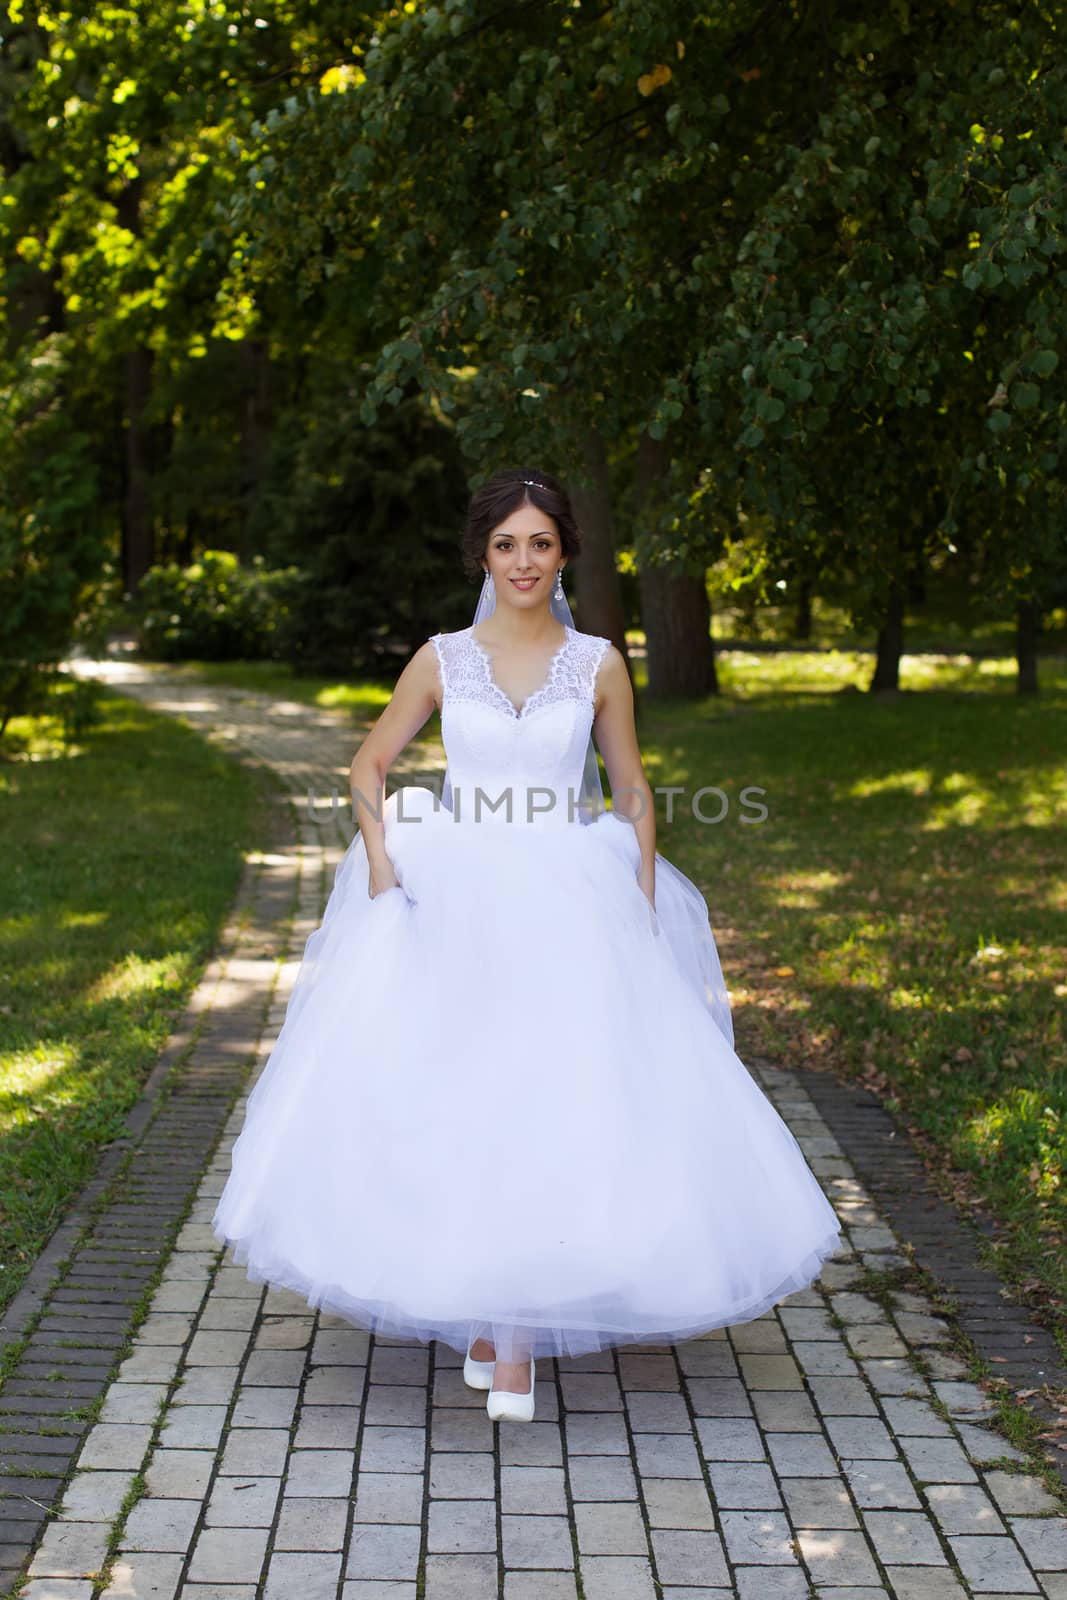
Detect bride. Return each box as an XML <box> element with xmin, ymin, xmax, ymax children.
<box><xmin>213</xmin><ymin>466</ymin><xmax>843</xmax><ymax>1424</ymax></box>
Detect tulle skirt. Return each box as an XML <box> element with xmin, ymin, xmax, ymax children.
<box><xmin>212</xmin><ymin>787</ymin><xmax>844</xmax><ymax>1361</ymax></box>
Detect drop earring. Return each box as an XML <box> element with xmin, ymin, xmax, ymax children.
<box><xmin>553</xmin><ymin>568</ymin><xmax>564</xmax><ymax>601</ymax></box>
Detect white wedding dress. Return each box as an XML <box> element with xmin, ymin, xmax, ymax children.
<box><xmin>213</xmin><ymin>624</ymin><xmax>843</xmax><ymax>1361</ymax></box>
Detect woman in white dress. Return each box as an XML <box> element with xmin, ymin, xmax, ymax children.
<box><xmin>213</xmin><ymin>466</ymin><xmax>843</xmax><ymax>1424</ymax></box>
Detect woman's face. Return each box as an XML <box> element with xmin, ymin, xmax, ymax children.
<box><xmin>482</xmin><ymin>502</ymin><xmax>565</xmax><ymax>608</ymax></box>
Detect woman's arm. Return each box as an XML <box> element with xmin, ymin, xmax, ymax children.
<box><xmin>349</xmin><ymin>641</ymin><xmax>441</xmax><ymax>896</ymax></box>
<box><xmin>592</xmin><ymin>646</ymin><xmax>656</xmax><ymax>908</ymax></box>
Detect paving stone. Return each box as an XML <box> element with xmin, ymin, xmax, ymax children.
<box><xmin>122</xmin><ymin>1495</ymin><xmax>200</xmax><ymax>1552</ymax></box>
<box><xmin>78</xmin><ymin>1423</ymin><xmax>153</xmax><ymax>1470</ymax></box>
<box><xmin>862</xmin><ymin>1508</ymin><xmax>948</xmax><ymax>1564</ymax></box>
<box><xmin>145</xmin><ymin>1448</ymin><xmax>215</xmax><ymax>1498</ymax></box>
<box><xmin>984</xmin><ymin>1472</ymin><xmax>1063</xmax><ymax>1516</ymax></box>
<box><xmin>706</xmin><ymin>1461</ymin><xmax>783</xmax><ymax>1509</ymax></box>
<box><xmin>882</xmin><ymin>1570</ymin><xmax>968</xmax><ymax>1599</ymax></box>
<box><xmin>694</xmin><ymin>1417</ymin><xmax>767</xmax><ymax>1462</ymax></box>
<box><xmin>632</xmin><ymin>1430</ymin><xmax>703</xmax><ymax>1477</ymax></box>
<box><xmin>27</xmin><ymin>1520</ymin><xmax>111</xmax><ymax>1577</ymax></box>
<box><xmin>719</xmin><ymin>1510</ymin><xmax>798</xmax><ymax>1564</ymax></box>
<box><xmin>956</xmin><ymin>1424</ymin><xmax>1029</xmax><ymax>1466</ymax></box>
<box><xmin>263</xmin><ymin>1549</ymin><xmax>343</xmax><ymax>1598</ymax></box>
<box><xmin>862</xmin><ymin>1358</ymin><xmax>926</xmax><ymax>1395</ymax></box>
<box><xmin>203</xmin><ymin>1474</ymin><xmax>281</xmax><ymax>1527</ymax></box>
<box><xmin>422</xmin><ymin>1553</ymin><xmax>498</xmax><ymax>1599</ymax></box>
<box><xmin>344</xmin><ymin>1522</ymin><xmax>422</xmax><ymax>1580</ymax></box>
<box><xmin>354</xmin><ymin>1426</ymin><xmax>426</xmax><ymax>1474</ymax></box>
<box><xmin>623</xmin><ymin>1391</ymin><xmax>690</xmax><ymax>1431</ymax></box>
<box><xmin>230</xmin><ymin>1386</ymin><xmax>299</xmax><ymax>1428</ymax></box>
<box><xmin>641</xmin><ymin>1477</ymin><xmax>716</xmax><ymax>1530</ymax></box>
<box><xmin>1009</xmin><ymin>1518</ymin><xmax>1067</xmax><ymax>1571</ymax></box>
<box><xmin>100</xmin><ymin>1552</ymin><xmax>184</xmax><ymax>1597</ymax></box>
<box><xmin>826</xmin><ymin>1416</ymin><xmax>899</xmax><ymax>1460</ymax></box>
<box><xmin>752</xmin><ymin>1391</ymin><xmax>820</xmax><ymax>1432</ymax></box>
<box><xmin>735</xmin><ymin>1568</ymin><xmax>812</xmax><ymax>1598</ymax></box>
<box><xmin>425</xmin><ymin>1491</ymin><xmax>495</xmax><ymax>1555</ymax></box>
<box><xmin>575</xmin><ymin>1501</ymin><xmax>649</xmax><ymax>1555</ymax></box>
<box><xmin>58</xmin><ymin>1470</ymin><xmax>136</xmax><ymax>1522</ymax></box>
<box><xmin>498</xmin><ymin>1422</ymin><xmax>564</xmax><ymax>1467</ymax></box>
<box><xmin>20</xmin><ymin>1583</ymin><xmax>96</xmax><ymax>1600</ymax></box>
<box><xmin>898</xmin><ymin>1435</ymin><xmax>980</xmax><ymax>1483</ymax></box>
<box><xmin>99</xmin><ymin>1384</ymin><xmax>169</xmax><ymax>1424</ymax></box>
<box><xmin>782</xmin><ymin>1476</ymin><xmax>860</xmax><ymax>1528</ymax></box>
<box><xmin>285</xmin><ymin>1446</ymin><xmax>357</xmax><ymax>1497</ymax></box>
<box><xmin>881</xmin><ymin>1397</ymin><xmax>952</xmax><ymax>1436</ymax></box>
<box><xmin>503</xmin><ymin>1574</ymin><xmax>579</xmax><ymax>1600</ymax></box>
<box><xmin>428</xmin><ymin>1452</ymin><xmax>495</xmax><ymax>1499</ymax></box>
<box><xmin>737</xmin><ymin>1353</ymin><xmax>804</xmax><ymax>1390</ymax></box>
<box><xmin>685</xmin><ymin>1376</ymin><xmax>754</xmax><ymax>1416</ymax></box>
<box><xmin>293</xmin><ymin>1403</ymin><xmax>360</xmax><ymax>1449</ymax></box>
<box><xmin>218</xmin><ymin>1426</ymin><xmax>290</xmax><ymax>1477</ymax></box>
<box><xmin>563</xmin><ymin>1412</ymin><xmax>630</xmax><ymax>1455</ymax></box>
<box><xmin>949</xmin><ymin>1534</ymin><xmax>1041</xmax><ymax>1592</ymax></box>
<box><xmin>352</xmin><ymin>1471</ymin><xmax>426</xmax><ymax>1522</ymax></box>
<box><xmin>158</xmin><ymin>1404</ymin><xmax>226</xmax><ymax>1449</ymax></box>
<box><xmin>576</xmin><ymin>1554</ymin><xmax>658</xmax><ymax>1599</ymax></box>
<box><xmin>566</xmin><ymin>1454</ymin><xmax>638</xmax><ymax>1502</ymax></box>
<box><xmin>501</xmin><ymin>1511</ymin><xmax>574</xmax><ymax>1568</ymax></box>
<box><xmin>844</xmin><ymin>1459</ymin><xmax>922</xmax><ymax>1509</ymax></box>
<box><xmin>767</xmin><ymin>1431</ymin><xmax>840</xmax><ymax>1477</ymax></box>
<box><xmin>795</xmin><ymin>1528</ymin><xmax>883</xmax><ymax>1586</ymax></box>
<box><xmin>500</xmin><ymin>1464</ymin><xmax>567</xmax><ymax>1515</ymax></box>
<box><xmin>186</xmin><ymin>1527</ymin><xmax>270</xmax><ymax>1584</ymax></box>
<box><xmin>794</xmin><ymin>1341</ymin><xmax>861</xmax><ymax>1377</ymax></box>
<box><xmin>172</xmin><ymin>1366</ymin><xmax>241</xmax><ymax>1404</ymax></box>
<box><xmin>649</xmin><ymin>1527</ymin><xmax>730</xmax><ymax>1585</ymax></box>
<box><xmin>730</xmin><ymin>1322</ymin><xmax>790</xmax><ymax>1354</ymax></box>
<box><xmin>927</xmin><ymin>1483</ymin><xmax>1007</xmax><ymax>1534</ymax></box>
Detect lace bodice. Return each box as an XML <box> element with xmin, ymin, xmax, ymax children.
<box><xmin>429</xmin><ymin>625</ymin><xmax>611</xmax><ymax>825</ymax></box>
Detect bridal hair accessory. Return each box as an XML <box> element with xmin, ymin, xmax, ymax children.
<box><xmin>522</xmin><ymin>478</ymin><xmax>545</xmax><ymax>489</ymax></box>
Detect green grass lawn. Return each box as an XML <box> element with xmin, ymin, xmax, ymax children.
<box><xmin>0</xmin><ymin>688</ymin><xmax>268</xmax><ymax>1316</ymax></box>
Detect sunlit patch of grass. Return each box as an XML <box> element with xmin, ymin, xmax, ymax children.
<box><xmin>0</xmin><ymin>692</ymin><xmax>265</xmax><ymax>1313</ymax></box>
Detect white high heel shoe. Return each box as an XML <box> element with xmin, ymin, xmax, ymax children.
<box><xmin>486</xmin><ymin>1355</ymin><xmax>536</xmax><ymax>1423</ymax></box>
<box><xmin>463</xmin><ymin>1339</ymin><xmax>496</xmax><ymax>1390</ymax></box>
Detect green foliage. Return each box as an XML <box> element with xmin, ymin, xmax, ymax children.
<box><xmin>129</xmin><ymin>550</ymin><xmax>301</xmax><ymax>662</ymax></box>
<box><xmin>253</xmin><ymin>387</ymin><xmax>473</xmax><ymax>674</ymax></box>
<box><xmin>0</xmin><ymin>341</ymin><xmax>110</xmax><ymax>736</ymax></box>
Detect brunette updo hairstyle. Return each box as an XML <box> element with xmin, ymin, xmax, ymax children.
<box><xmin>461</xmin><ymin>467</ymin><xmax>583</xmax><ymax>581</ymax></box>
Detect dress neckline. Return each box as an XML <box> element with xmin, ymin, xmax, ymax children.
<box><xmin>467</xmin><ymin>624</ymin><xmax>573</xmax><ymax>720</ymax></box>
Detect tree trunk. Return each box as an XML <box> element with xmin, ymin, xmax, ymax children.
<box><xmin>237</xmin><ymin>337</ymin><xmax>273</xmax><ymax>560</ymax></box>
<box><xmin>1016</xmin><ymin>598</ymin><xmax>1041</xmax><ymax>695</ymax></box>
<box><xmin>568</xmin><ymin>426</ymin><xmax>630</xmax><ymax>669</ymax></box>
<box><xmin>633</xmin><ymin>430</ymin><xmax>718</xmax><ymax>699</ymax></box>
<box><xmin>116</xmin><ymin>176</ymin><xmax>155</xmax><ymax>595</ymax></box>
<box><xmin>793</xmin><ymin>578</ymin><xmax>813</xmax><ymax>641</ymax></box>
<box><xmin>869</xmin><ymin>588</ymin><xmax>904</xmax><ymax>693</ymax></box>
<box><xmin>121</xmin><ymin>344</ymin><xmax>155</xmax><ymax>595</ymax></box>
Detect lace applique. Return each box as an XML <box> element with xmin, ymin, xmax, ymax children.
<box><xmin>430</xmin><ymin>626</ymin><xmax>610</xmax><ymax>721</ymax></box>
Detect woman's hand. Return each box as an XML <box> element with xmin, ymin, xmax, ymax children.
<box><xmin>368</xmin><ymin>861</ymin><xmax>401</xmax><ymax>899</ymax></box>
<box><xmin>637</xmin><ymin>866</ymin><xmax>656</xmax><ymax>910</ymax></box>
